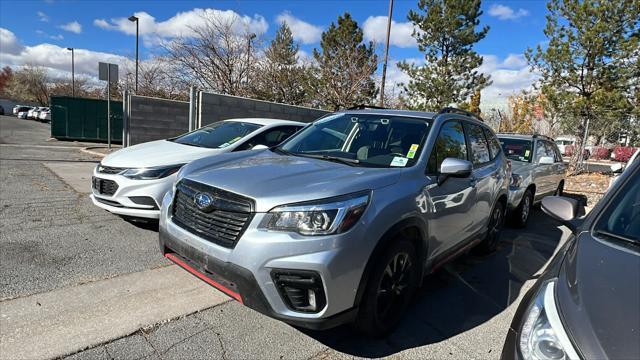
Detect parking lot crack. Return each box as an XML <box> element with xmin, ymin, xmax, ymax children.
<box><xmin>214</xmin><ymin>330</ymin><xmax>229</xmax><ymax>360</ymax></box>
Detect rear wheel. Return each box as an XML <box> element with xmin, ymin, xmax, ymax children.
<box><xmin>478</xmin><ymin>201</ymin><xmax>504</xmax><ymax>253</ymax></box>
<box><xmin>510</xmin><ymin>189</ymin><xmax>533</xmax><ymax>228</ymax></box>
<box><xmin>355</xmin><ymin>239</ymin><xmax>419</xmax><ymax>337</ymax></box>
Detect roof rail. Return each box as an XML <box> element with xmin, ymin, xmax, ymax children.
<box><xmin>437</xmin><ymin>107</ymin><xmax>484</xmax><ymax>122</ymax></box>
<box><xmin>347</xmin><ymin>104</ymin><xmax>388</xmax><ymax>110</ymax></box>
<box><xmin>497</xmin><ymin>132</ymin><xmax>556</xmax><ymax>141</ymax></box>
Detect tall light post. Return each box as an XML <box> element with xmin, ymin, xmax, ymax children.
<box><xmin>128</xmin><ymin>15</ymin><xmax>139</xmax><ymax>93</ymax></box>
<box><xmin>66</xmin><ymin>47</ymin><xmax>75</xmax><ymax>97</ymax></box>
<box><xmin>379</xmin><ymin>0</ymin><xmax>394</xmax><ymax>107</ymax></box>
<box><xmin>246</xmin><ymin>33</ymin><xmax>256</xmax><ymax>84</ymax></box>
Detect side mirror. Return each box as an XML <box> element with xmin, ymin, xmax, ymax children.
<box><xmin>438</xmin><ymin>158</ymin><xmax>472</xmax><ymax>185</ymax></box>
<box><xmin>251</xmin><ymin>144</ymin><xmax>269</xmax><ymax>150</ymax></box>
<box><xmin>539</xmin><ymin>156</ymin><xmax>554</xmax><ymax>165</ymax></box>
<box><xmin>541</xmin><ymin>196</ymin><xmax>581</xmax><ymax>231</ymax></box>
<box><xmin>610</xmin><ymin>163</ymin><xmax>624</xmax><ymax>173</ymax></box>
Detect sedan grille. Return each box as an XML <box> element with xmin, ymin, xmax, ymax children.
<box><xmin>92</xmin><ymin>177</ymin><xmax>119</xmax><ymax>196</ymax></box>
<box><xmin>172</xmin><ymin>179</ymin><xmax>254</xmax><ymax>249</ymax></box>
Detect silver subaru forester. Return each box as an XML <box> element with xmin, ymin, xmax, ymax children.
<box><xmin>159</xmin><ymin>108</ymin><xmax>510</xmax><ymax>336</ymax></box>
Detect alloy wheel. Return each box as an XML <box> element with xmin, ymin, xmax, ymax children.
<box><xmin>376</xmin><ymin>252</ymin><xmax>413</xmax><ymax>323</ymax></box>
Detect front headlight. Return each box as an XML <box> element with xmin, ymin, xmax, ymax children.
<box><xmin>519</xmin><ymin>279</ymin><xmax>580</xmax><ymax>360</ymax></box>
<box><xmin>259</xmin><ymin>191</ymin><xmax>370</xmax><ymax>235</ymax></box>
<box><xmin>121</xmin><ymin>164</ymin><xmax>185</xmax><ymax>180</ymax></box>
<box><xmin>511</xmin><ymin>174</ymin><xmax>523</xmax><ymax>187</ymax></box>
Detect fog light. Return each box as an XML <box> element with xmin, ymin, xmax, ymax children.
<box><xmin>271</xmin><ymin>270</ymin><xmax>326</xmax><ymax>313</ymax></box>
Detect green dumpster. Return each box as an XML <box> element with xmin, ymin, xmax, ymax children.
<box><xmin>50</xmin><ymin>96</ymin><xmax>122</xmax><ymax>143</ymax></box>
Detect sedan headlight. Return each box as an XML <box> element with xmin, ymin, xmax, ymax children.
<box><xmin>259</xmin><ymin>191</ymin><xmax>370</xmax><ymax>235</ymax></box>
<box><xmin>511</xmin><ymin>174</ymin><xmax>523</xmax><ymax>187</ymax></box>
<box><xmin>519</xmin><ymin>279</ymin><xmax>580</xmax><ymax>360</ymax></box>
<box><xmin>121</xmin><ymin>164</ymin><xmax>185</xmax><ymax>180</ymax></box>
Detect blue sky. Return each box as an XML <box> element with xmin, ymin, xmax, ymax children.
<box><xmin>0</xmin><ymin>0</ymin><xmax>549</xmax><ymax>108</ymax></box>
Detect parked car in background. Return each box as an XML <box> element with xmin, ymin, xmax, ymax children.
<box><xmin>0</xmin><ymin>105</ymin><xmax>4</xmax><ymax>115</ymax></box>
<box><xmin>91</xmin><ymin>118</ymin><xmax>304</xmax><ymax>219</ymax></box>
<box><xmin>501</xmin><ymin>148</ymin><xmax>640</xmax><ymax>360</ymax></box>
<box><xmin>610</xmin><ymin>148</ymin><xmax>639</xmax><ymax>188</ymax></box>
<box><xmin>13</xmin><ymin>105</ymin><xmax>32</xmax><ymax>116</ymax></box>
<box><xmin>498</xmin><ymin>134</ymin><xmax>566</xmax><ymax>227</ymax></box>
<box><xmin>555</xmin><ymin>135</ymin><xmax>591</xmax><ymax>160</ymax></box>
<box><xmin>38</xmin><ymin>107</ymin><xmax>50</xmax><ymax>122</ymax></box>
<box><xmin>17</xmin><ymin>107</ymin><xmax>32</xmax><ymax>119</ymax></box>
<box><xmin>159</xmin><ymin>108</ymin><xmax>509</xmax><ymax>336</ymax></box>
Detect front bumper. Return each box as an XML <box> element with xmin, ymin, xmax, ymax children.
<box><xmin>507</xmin><ymin>186</ymin><xmax>527</xmax><ymax>211</ymax></box>
<box><xmin>90</xmin><ymin>168</ymin><xmax>176</xmax><ymax>219</ymax></box>
<box><xmin>158</xmin><ymin>191</ymin><xmax>370</xmax><ymax>329</ymax></box>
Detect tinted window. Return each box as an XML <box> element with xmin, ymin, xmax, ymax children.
<box><xmin>484</xmin><ymin>128</ymin><xmax>501</xmax><ymax>160</ymax></box>
<box><xmin>543</xmin><ymin>141</ymin><xmax>561</xmax><ymax>162</ymax></box>
<box><xmin>427</xmin><ymin>121</ymin><xmax>467</xmax><ymax>174</ymax></box>
<box><xmin>594</xmin><ymin>169</ymin><xmax>640</xmax><ymax>242</ymax></box>
<box><xmin>465</xmin><ymin>124</ymin><xmax>491</xmax><ymax>165</ymax></box>
<box><xmin>281</xmin><ymin>114</ymin><xmax>431</xmax><ymax>168</ymax></box>
<box><xmin>172</xmin><ymin>121</ymin><xmax>262</xmax><ymax>149</ymax></box>
<box><xmin>499</xmin><ymin>138</ymin><xmax>533</xmax><ymax>162</ymax></box>
<box><xmin>236</xmin><ymin>126</ymin><xmax>302</xmax><ymax>151</ymax></box>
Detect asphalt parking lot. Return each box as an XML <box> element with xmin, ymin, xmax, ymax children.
<box><xmin>0</xmin><ymin>115</ymin><xmax>572</xmax><ymax>359</ymax></box>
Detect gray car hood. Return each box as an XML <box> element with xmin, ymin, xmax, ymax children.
<box><xmin>555</xmin><ymin>232</ymin><xmax>640</xmax><ymax>359</ymax></box>
<box><xmin>509</xmin><ymin>160</ymin><xmax>533</xmax><ymax>175</ymax></box>
<box><xmin>180</xmin><ymin>150</ymin><xmax>402</xmax><ymax>212</ymax></box>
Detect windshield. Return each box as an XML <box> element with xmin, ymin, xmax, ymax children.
<box><xmin>278</xmin><ymin>113</ymin><xmax>431</xmax><ymax>168</ymax></box>
<box><xmin>172</xmin><ymin>121</ymin><xmax>262</xmax><ymax>149</ymax></box>
<box><xmin>594</xmin><ymin>169</ymin><xmax>640</xmax><ymax>244</ymax></box>
<box><xmin>499</xmin><ymin>138</ymin><xmax>533</xmax><ymax>162</ymax></box>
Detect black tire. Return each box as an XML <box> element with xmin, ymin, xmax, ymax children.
<box><xmin>510</xmin><ymin>188</ymin><xmax>533</xmax><ymax>228</ymax></box>
<box><xmin>554</xmin><ymin>181</ymin><xmax>564</xmax><ymax>196</ymax></box>
<box><xmin>355</xmin><ymin>239</ymin><xmax>419</xmax><ymax>337</ymax></box>
<box><xmin>477</xmin><ymin>201</ymin><xmax>505</xmax><ymax>253</ymax></box>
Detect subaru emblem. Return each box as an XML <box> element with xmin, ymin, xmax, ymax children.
<box><xmin>194</xmin><ymin>192</ymin><xmax>214</xmax><ymax>211</ymax></box>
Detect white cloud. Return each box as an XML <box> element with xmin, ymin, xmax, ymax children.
<box><xmin>36</xmin><ymin>30</ymin><xmax>64</xmax><ymax>41</ymax></box>
<box><xmin>37</xmin><ymin>11</ymin><xmax>49</xmax><ymax>22</ymax></box>
<box><xmin>275</xmin><ymin>12</ymin><xmax>322</xmax><ymax>44</ymax></box>
<box><xmin>60</xmin><ymin>21</ymin><xmax>82</xmax><ymax>34</ymax></box>
<box><xmin>95</xmin><ymin>8</ymin><xmax>268</xmax><ymax>47</ymax></box>
<box><xmin>363</xmin><ymin>16</ymin><xmax>417</xmax><ymax>48</ymax></box>
<box><xmin>488</xmin><ymin>4</ymin><xmax>529</xmax><ymax>20</ymax></box>
<box><xmin>1</xmin><ymin>29</ymin><xmax>131</xmax><ymax>84</ymax></box>
<box><xmin>0</xmin><ymin>28</ymin><xmax>24</xmax><ymax>55</ymax></box>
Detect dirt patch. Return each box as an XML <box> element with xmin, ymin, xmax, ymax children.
<box><xmin>565</xmin><ymin>173</ymin><xmax>611</xmax><ymax>207</ymax></box>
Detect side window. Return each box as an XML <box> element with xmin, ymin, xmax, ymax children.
<box><xmin>535</xmin><ymin>141</ymin><xmax>547</xmax><ymax>160</ymax></box>
<box><xmin>427</xmin><ymin>121</ymin><xmax>468</xmax><ymax>174</ymax></box>
<box><xmin>546</xmin><ymin>141</ymin><xmax>562</xmax><ymax>162</ymax></box>
<box><xmin>464</xmin><ymin>123</ymin><xmax>491</xmax><ymax>166</ymax></box>
<box><xmin>236</xmin><ymin>126</ymin><xmax>301</xmax><ymax>151</ymax></box>
<box><xmin>483</xmin><ymin>128</ymin><xmax>501</xmax><ymax>160</ymax></box>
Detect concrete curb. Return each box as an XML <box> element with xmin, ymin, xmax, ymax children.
<box><xmin>80</xmin><ymin>147</ymin><xmax>120</xmax><ymax>158</ymax></box>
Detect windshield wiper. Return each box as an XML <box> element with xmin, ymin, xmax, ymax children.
<box><xmin>295</xmin><ymin>153</ymin><xmax>360</xmax><ymax>166</ymax></box>
<box><xmin>271</xmin><ymin>147</ymin><xmax>291</xmax><ymax>155</ymax></box>
<box><xmin>594</xmin><ymin>230</ymin><xmax>639</xmax><ymax>247</ymax></box>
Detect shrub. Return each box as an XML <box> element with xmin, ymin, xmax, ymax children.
<box><xmin>612</xmin><ymin>146</ymin><xmax>636</xmax><ymax>162</ymax></box>
<box><xmin>591</xmin><ymin>146</ymin><xmax>611</xmax><ymax>160</ymax></box>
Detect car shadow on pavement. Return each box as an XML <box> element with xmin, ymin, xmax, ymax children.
<box><xmin>121</xmin><ymin>216</ymin><xmax>160</xmax><ymax>232</ymax></box>
<box><xmin>302</xmin><ymin>210</ymin><xmax>564</xmax><ymax>358</ymax></box>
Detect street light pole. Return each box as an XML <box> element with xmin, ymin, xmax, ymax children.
<box><xmin>246</xmin><ymin>33</ymin><xmax>256</xmax><ymax>84</ymax></box>
<box><xmin>128</xmin><ymin>15</ymin><xmax>139</xmax><ymax>93</ymax></box>
<box><xmin>379</xmin><ymin>0</ymin><xmax>394</xmax><ymax>107</ymax></box>
<box><xmin>66</xmin><ymin>47</ymin><xmax>75</xmax><ymax>97</ymax></box>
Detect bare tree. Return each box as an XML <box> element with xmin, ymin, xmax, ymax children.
<box><xmin>163</xmin><ymin>13</ymin><xmax>258</xmax><ymax>96</ymax></box>
<box><xmin>119</xmin><ymin>58</ymin><xmax>190</xmax><ymax>100</ymax></box>
<box><xmin>5</xmin><ymin>64</ymin><xmax>50</xmax><ymax>105</ymax></box>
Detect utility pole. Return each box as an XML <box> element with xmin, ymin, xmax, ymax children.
<box><xmin>379</xmin><ymin>0</ymin><xmax>394</xmax><ymax>107</ymax></box>
<box><xmin>66</xmin><ymin>47</ymin><xmax>75</xmax><ymax>97</ymax></box>
<box><xmin>246</xmin><ymin>33</ymin><xmax>256</xmax><ymax>85</ymax></box>
<box><xmin>128</xmin><ymin>15</ymin><xmax>139</xmax><ymax>93</ymax></box>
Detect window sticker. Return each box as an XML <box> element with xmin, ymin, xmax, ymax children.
<box><xmin>524</xmin><ymin>150</ymin><xmax>530</xmax><ymax>157</ymax></box>
<box><xmin>407</xmin><ymin>144</ymin><xmax>419</xmax><ymax>159</ymax></box>
<box><xmin>228</xmin><ymin>136</ymin><xmax>242</xmax><ymax>144</ymax></box>
<box><xmin>219</xmin><ymin>142</ymin><xmax>231</xmax><ymax>148</ymax></box>
<box><xmin>390</xmin><ymin>156</ymin><xmax>409</xmax><ymax>167</ymax></box>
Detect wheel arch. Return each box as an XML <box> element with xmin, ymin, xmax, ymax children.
<box><xmin>353</xmin><ymin>216</ymin><xmax>428</xmax><ymax>308</ymax></box>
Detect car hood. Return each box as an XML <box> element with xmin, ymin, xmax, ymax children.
<box><xmin>180</xmin><ymin>150</ymin><xmax>402</xmax><ymax>212</ymax></box>
<box><xmin>555</xmin><ymin>231</ymin><xmax>640</xmax><ymax>359</ymax></box>
<box><xmin>101</xmin><ymin>140</ymin><xmax>223</xmax><ymax>168</ymax></box>
<box><xmin>509</xmin><ymin>160</ymin><xmax>533</xmax><ymax>175</ymax></box>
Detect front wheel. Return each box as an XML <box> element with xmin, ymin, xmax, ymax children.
<box><xmin>510</xmin><ymin>189</ymin><xmax>533</xmax><ymax>228</ymax></box>
<box><xmin>477</xmin><ymin>201</ymin><xmax>505</xmax><ymax>253</ymax></box>
<box><xmin>355</xmin><ymin>239</ymin><xmax>419</xmax><ymax>337</ymax></box>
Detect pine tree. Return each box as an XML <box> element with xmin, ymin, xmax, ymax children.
<box><xmin>312</xmin><ymin>13</ymin><xmax>378</xmax><ymax>110</ymax></box>
<box><xmin>527</xmin><ymin>0</ymin><xmax>639</xmax><ymax>172</ymax></box>
<box><xmin>398</xmin><ymin>0</ymin><xmax>490</xmax><ymax>111</ymax></box>
<box><xmin>251</xmin><ymin>23</ymin><xmax>309</xmax><ymax>105</ymax></box>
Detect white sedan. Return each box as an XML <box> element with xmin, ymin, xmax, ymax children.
<box><xmin>90</xmin><ymin>118</ymin><xmax>305</xmax><ymax>219</ymax></box>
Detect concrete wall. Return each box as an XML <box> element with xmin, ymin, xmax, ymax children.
<box><xmin>128</xmin><ymin>95</ymin><xmax>189</xmax><ymax>145</ymax></box>
<box><xmin>199</xmin><ymin>92</ymin><xmax>328</xmax><ymax>126</ymax></box>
